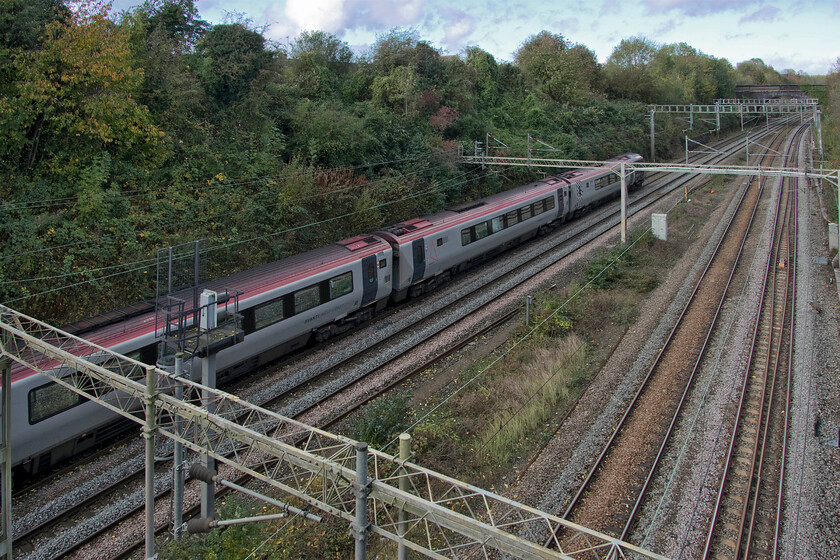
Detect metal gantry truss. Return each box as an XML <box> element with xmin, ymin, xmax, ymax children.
<box><xmin>647</xmin><ymin>98</ymin><xmax>821</xmax><ymax>161</ymax></box>
<box><xmin>0</xmin><ymin>304</ymin><xmax>667</xmax><ymax>560</ymax></box>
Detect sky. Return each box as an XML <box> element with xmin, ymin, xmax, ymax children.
<box><xmin>111</xmin><ymin>0</ymin><xmax>839</xmax><ymax>75</ymax></box>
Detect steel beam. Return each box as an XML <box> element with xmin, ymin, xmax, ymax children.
<box><xmin>0</xmin><ymin>306</ymin><xmax>667</xmax><ymax>560</ymax></box>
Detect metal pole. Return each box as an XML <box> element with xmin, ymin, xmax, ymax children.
<box><xmin>172</xmin><ymin>353</ymin><xmax>185</xmax><ymax>540</ymax></box>
<box><xmin>527</xmin><ymin>134</ymin><xmax>531</xmax><ymax>170</ymax></box>
<box><xmin>689</xmin><ymin>104</ymin><xmax>694</xmax><ymax>130</ymax></box>
<box><xmin>200</xmin><ymin>291</ymin><xmax>217</xmax><ymax>521</ymax></box>
<box><xmin>526</xmin><ymin>296</ymin><xmax>532</xmax><ymax>327</ymax></box>
<box><xmin>650</xmin><ymin>110</ymin><xmax>656</xmax><ymax>163</ymax></box>
<box><xmin>1</xmin><ymin>357</ymin><xmax>11</xmax><ymax>560</ymax></box>
<box><xmin>620</xmin><ymin>162</ymin><xmax>627</xmax><ymax>245</ymax></box>
<box><xmin>685</xmin><ymin>136</ymin><xmax>689</xmax><ymax>165</ymax></box>
<box><xmin>715</xmin><ymin>101</ymin><xmax>720</xmax><ymax>131</ymax></box>
<box><xmin>746</xmin><ymin>137</ymin><xmax>749</xmax><ymax>165</ymax></box>
<box><xmin>398</xmin><ymin>434</ymin><xmax>411</xmax><ymax>560</ymax></box>
<box><xmin>144</xmin><ymin>365</ymin><xmax>157</xmax><ymax>560</ymax></box>
<box><xmin>740</xmin><ymin>104</ymin><xmax>744</xmax><ymax>131</ymax></box>
<box><xmin>353</xmin><ymin>442</ymin><xmax>370</xmax><ymax>560</ymax></box>
<box><xmin>200</xmin><ymin>351</ymin><xmax>216</xmax><ymax>521</ymax></box>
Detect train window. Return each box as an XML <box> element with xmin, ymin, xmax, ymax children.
<box><xmin>461</xmin><ymin>228</ymin><xmax>472</xmax><ymax>246</ymax></box>
<box><xmin>533</xmin><ymin>201</ymin><xmax>544</xmax><ymax>216</ymax></box>
<box><xmin>436</xmin><ymin>238</ymin><xmax>444</xmax><ymax>247</ymax></box>
<box><xmin>29</xmin><ymin>381</ymin><xmax>85</xmax><ymax>424</ymax></box>
<box><xmin>254</xmin><ymin>298</ymin><xmax>286</xmax><ymax>330</ymax></box>
<box><xmin>520</xmin><ymin>205</ymin><xmax>532</xmax><ymax>220</ymax></box>
<box><xmin>545</xmin><ymin>196</ymin><xmax>555</xmax><ymax>210</ymax></box>
<box><xmin>367</xmin><ymin>263</ymin><xmax>376</xmax><ymax>283</ymax></box>
<box><xmin>506</xmin><ymin>210</ymin><xmax>519</xmax><ymax>227</ymax></box>
<box><xmin>330</xmin><ymin>271</ymin><xmax>354</xmax><ymax>298</ymax></box>
<box><xmin>490</xmin><ymin>216</ymin><xmax>503</xmax><ymax>234</ymax></box>
<box><xmin>379</xmin><ymin>259</ymin><xmax>387</xmax><ymax>268</ymax></box>
<box><xmin>474</xmin><ymin>222</ymin><xmax>489</xmax><ymax>241</ymax></box>
<box><xmin>294</xmin><ymin>285</ymin><xmax>321</xmax><ymax>314</ymax></box>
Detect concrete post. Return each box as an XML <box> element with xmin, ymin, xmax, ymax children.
<box><xmin>144</xmin><ymin>365</ymin><xmax>157</xmax><ymax>560</ymax></box>
<box><xmin>1</xmin><ymin>357</ymin><xmax>11</xmax><ymax>560</ymax></box>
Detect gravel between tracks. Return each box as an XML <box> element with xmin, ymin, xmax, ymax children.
<box><xmin>511</xmin><ymin>139</ymin><xmax>840</xmax><ymax>558</ymax></box>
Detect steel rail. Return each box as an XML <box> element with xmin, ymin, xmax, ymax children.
<box><xmin>12</xmin><ymin>124</ymin><xmax>778</xmax><ymax>559</ymax></box>
<box><xmin>702</xmin><ymin>125</ymin><xmax>805</xmax><ymax>559</ymax></box>
<box><xmin>554</xmin><ymin>126</ymin><xmax>794</xmax><ymax>547</ymax></box>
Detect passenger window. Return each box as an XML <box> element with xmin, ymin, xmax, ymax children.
<box><xmin>461</xmin><ymin>228</ymin><xmax>472</xmax><ymax>246</ymax></box>
<box><xmin>379</xmin><ymin>259</ymin><xmax>387</xmax><ymax>268</ymax></box>
<box><xmin>533</xmin><ymin>201</ymin><xmax>544</xmax><ymax>215</ymax></box>
<box><xmin>545</xmin><ymin>196</ymin><xmax>555</xmax><ymax>210</ymax></box>
<box><xmin>520</xmin><ymin>205</ymin><xmax>532</xmax><ymax>220</ymax></box>
<box><xmin>474</xmin><ymin>222</ymin><xmax>489</xmax><ymax>240</ymax></box>
<box><xmin>490</xmin><ymin>216</ymin><xmax>503</xmax><ymax>233</ymax></box>
<box><xmin>29</xmin><ymin>381</ymin><xmax>84</xmax><ymax>424</ymax></box>
<box><xmin>506</xmin><ymin>210</ymin><xmax>519</xmax><ymax>227</ymax></box>
<box><xmin>415</xmin><ymin>244</ymin><xmax>425</xmax><ymax>264</ymax></box>
<box><xmin>255</xmin><ymin>298</ymin><xmax>285</xmax><ymax>329</ymax></box>
<box><xmin>294</xmin><ymin>285</ymin><xmax>321</xmax><ymax>314</ymax></box>
<box><xmin>436</xmin><ymin>238</ymin><xmax>444</xmax><ymax>247</ymax></box>
<box><xmin>330</xmin><ymin>271</ymin><xmax>354</xmax><ymax>297</ymax></box>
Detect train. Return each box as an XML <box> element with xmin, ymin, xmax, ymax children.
<box><xmin>6</xmin><ymin>153</ymin><xmax>644</xmax><ymax>475</ymax></box>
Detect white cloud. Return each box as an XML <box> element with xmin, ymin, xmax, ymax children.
<box><xmin>439</xmin><ymin>7</ymin><xmax>475</xmax><ymax>51</ymax></box>
<box><xmin>738</xmin><ymin>5</ymin><xmax>780</xmax><ymax>24</ymax></box>
<box><xmin>644</xmin><ymin>0</ymin><xmax>761</xmax><ymax>16</ymax></box>
<box><xmin>283</xmin><ymin>0</ymin><xmax>426</xmax><ymax>33</ymax></box>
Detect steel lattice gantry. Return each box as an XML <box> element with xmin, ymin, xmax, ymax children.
<box><xmin>0</xmin><ymin>305</ymin><xmax>668</xmax><ymax>560</ymax></box>
<box><xmin>647</xmin><ymin>99</ymin><xmax>821</xmax><ymax>161</ymax></box>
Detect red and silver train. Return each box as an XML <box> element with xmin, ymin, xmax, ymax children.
<box><xmin>7</xmin><ymin>153</ymin><xmax>643</xmax><ymax>475</ymax></box>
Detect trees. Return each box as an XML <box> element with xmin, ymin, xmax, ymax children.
<box><xmin>514</xmin><ymin>31</ymin><xmax>598</xmax><ymax>104</ymax></box>
<box><xmin>195</xmin><ymin>23</ymin><xmax>272</xmax><ymax>105</ymax></box>
<box><xmin>603</xmin><ymin>37</ymin><xmax>657</xmax><ymax>102</ymax></box>
<box><xmin>0</xmin><ymin>0</ymin><xmax>167</xmax><ymax>190</ymax></box>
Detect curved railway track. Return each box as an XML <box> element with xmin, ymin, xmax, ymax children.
<box><xmin>548</xmin><ymin>124</ymin><xmax>806</xmax><ymax>551</ymax></box>
<box><xmin>11</xmin><ymin>123</ymin><xmax>790</xmax><ymax>560</ymax></box>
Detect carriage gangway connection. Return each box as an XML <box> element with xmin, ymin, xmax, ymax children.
<box><xmin>0</xmin><ymin>304</ymin><xmax>670</xmax><ymax>560</ymax></box>
<box><xmin>460</xmin><ymin>153</ymin><xmax>840</xmax><ymax>245</ymax></box>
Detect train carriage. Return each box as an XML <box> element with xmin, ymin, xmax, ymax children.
<box><xmin>9</xmin><ymin>234</ymin><xmax>393</xmax><ymax>474</ymax></box>
<box><xmin>377</xmin><ymin>179</ymin><xmax>565</xmax><ymax>301</ymax></box>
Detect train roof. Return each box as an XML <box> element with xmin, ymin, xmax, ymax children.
<box><xmin>11</xmin><ymin>234</ymin><xmax>390</xmax><ymax>383</ymax></box>
<box><xmin>377</xmin><ymin>154</ymin><xmax>643</xmax><ymax>244</ymax></box>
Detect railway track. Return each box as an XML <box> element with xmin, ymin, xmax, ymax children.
<box><xmin>11</xmin><ymin>123</ymin><xmax>787</xmax><ymax>560</ymax></box>
<box><xmin>549</xmin><ymin>125</ymin><xmax>803</xmax><ymax>549</ymax></box>
<box><xmin>701</xmin><ymin>128</ymin><xmax>802</xmax><ymax>559</ymax></box>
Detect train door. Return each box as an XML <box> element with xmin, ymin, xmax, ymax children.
<box><xmin>410</xmin><ymin>239</ymin><xmax>426</xmax><ymax>284</ymax></box>
<box><xmin>361</xmin><ymin>255</ymin><xmax>378</xmax><ymax>306</ymax></box>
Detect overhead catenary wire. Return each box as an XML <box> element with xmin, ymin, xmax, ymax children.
<box><xmin>0</xmin><ymin>167</ymin><xmax>493</xmax><ymax>304</ymax></box>
<box><xmin>0</xmin><ymin>157</ymin><xmax>442</xmax><ymax>263</ymax></box>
